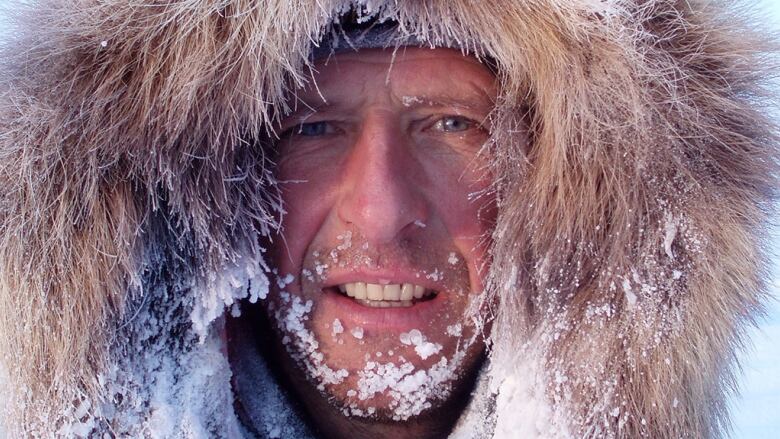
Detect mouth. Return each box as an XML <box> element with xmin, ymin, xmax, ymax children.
<box><xmin>327</xmin><ymin>282</ymin><xmax>438</xmax><ymax>308</ymax></box>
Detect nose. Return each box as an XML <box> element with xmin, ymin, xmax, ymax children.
<box><xmin>337</xmin><ymin>112</ymin><xmax>428</xmax><ymax>244</ymax></box>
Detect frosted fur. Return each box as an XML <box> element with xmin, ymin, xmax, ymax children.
<box><xmin>0</xmin><ymin>0</ymin><xmax>777</xmax><ymax>437</ymax></box>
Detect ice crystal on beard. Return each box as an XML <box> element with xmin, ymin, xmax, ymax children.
<box><xmin>276</xmin><ymin>273</ymin><xmax>295</xmax><ymax>289</ymax></box>
<box><xmin>398</xmin><ymin>329</ymin><xmax>442</xmax><ymax>360</ymax></box>
<box><xmin>274</xmin><ymin>295</ymin><xmax>349</xmax><ymax>386</ymax></box>
<box><xmin>414</xmin><ymin>341</ymin><xmax>442</xmax><ymax>360</ymax></box>
<box><xmin>446</xmin><ymin>323</ymin><xmax>462</xmax><ymax>337</ymax></box>
<box><xmin>332</xmin><ymin>318</ymin><xmax>344</xmax><ymax>335</ymax></box>
<box><xmin>314</xmin><ymin>260</ymin><xmax>329</xmax><ymax>280</ymax></box>
<box><xmin>336</xmin><ymin>230</ymin><xmax>353</xmax><ymax>251</ymax></box>
<box><xmin>353</xmin><ymin>354</ymin><xmax>462</xmax><ymax>421</ymax></box>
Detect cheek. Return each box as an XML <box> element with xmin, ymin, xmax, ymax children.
<box><xmin>272</xmin><ymin>164</ymin><xmax>338</xmax><ymax>273</ymax></box>
<box><xmin>428</xmin><ymin>161</ymin><xmax>495</xmax><ymax>238</ymax></box>
<box><xmin>427</xmin><ymin>164</ymin><xmax>496</xmax><ymax>291</ymax></box>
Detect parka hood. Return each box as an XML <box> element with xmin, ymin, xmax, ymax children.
<box><xmin>0</xmin><ymin>1</ymin><xmax>777</xmax><ymax>437</ymax></box>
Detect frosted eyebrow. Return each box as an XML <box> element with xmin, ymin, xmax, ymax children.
<box><xmin>399</xmin><ymin>95</ymin><xmax>493</xmax><ymax>114</ymax></box>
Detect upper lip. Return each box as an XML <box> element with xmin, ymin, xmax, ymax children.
<box><xmin>321</xmin><ymin>268</ymin><xmax>446</xmax><ymax>292</ymax></box>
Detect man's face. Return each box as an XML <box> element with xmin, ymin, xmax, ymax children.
<box><xmin>264</xmin><ymin>48</ymin><xmax>497</xmax><ymax>421</ymax></box>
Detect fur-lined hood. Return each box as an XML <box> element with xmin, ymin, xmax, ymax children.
<box><xmin>0</xmin><ymin>0</ymin><xmax>777</xmax><ymax>437</ymax></box>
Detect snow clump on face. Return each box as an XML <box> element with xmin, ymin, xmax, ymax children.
<box><xmin>352</xmin><ymin>351</ymin><xmax>467</xmax><ymax>421</ymax></box>
<box><xmin>446</xmin><ymin>323</ymin><xmax>463</xmax><ymax>337</ymax></box>
<box><xmin>398</xmin><ymin>329</ymin><xmax>442</xmax><ymax>360</ymax></box>
<box><xmin>272</xmin><ymin>293</ymin><xmax>349</xmax><ymax>388</ymax></box>
<box><xmin>332</xmin><ymin>318</ymin><xmax>344</xmax><ymax>336</ymax></box>
<box><xmin>401</xmin><ymin>95</ymin><xmax>424</xmax><ymax>107</ymax></box>
<box><xmin>336</xmin><ymin>231</ymin><xmax>353</xmax><ymax>251</ymax></box>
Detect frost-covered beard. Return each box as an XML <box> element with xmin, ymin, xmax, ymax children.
<box><xmin>263</xmin><ymin>231</ymin><xmax>490</xmax><ymax>422</ymax></box>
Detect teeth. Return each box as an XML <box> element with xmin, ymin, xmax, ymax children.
<box><xmin>356</xmin><ymin>299</ymin><xmax>414</xmax><ymax>308</ymax></box>
<box><xmin>354</xmin><ymin>282</ymin><xmax>367</xmax><ymax>300</ymax></box>
<box><xmin>400</xmin><ymin>283</ymin><xmax>414</xmax><ymax>301</ymax></box>
<box><xmin>366</xmin><ymin>283</ymin><xmax>384</xmax><ymax>300</ymax></box>
<box><xmin>335</xmin><ymin>282</ymin><xmax>434</xmax><ymax>305</ymax></box>
<box><xmin>384</xmin><ymin>284</ymin><xmax>401</xmax><ymax>301</ymax></box>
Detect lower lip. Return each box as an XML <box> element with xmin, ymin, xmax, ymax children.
<box><xmin>317</xmin><ymin>289</ymin><xmax>449</xmax><ymax>332</ymax></box>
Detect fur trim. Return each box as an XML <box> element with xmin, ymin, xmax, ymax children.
<box><xmin>0</xmin><ymin>0</ymin><xmax>777</xmax><ymax>437</ymax></box>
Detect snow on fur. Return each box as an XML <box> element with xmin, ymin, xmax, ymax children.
<box><xmin>0</xmin><ymin>0</ymin><xmax>777</xmax><ymax>437</ymax></box>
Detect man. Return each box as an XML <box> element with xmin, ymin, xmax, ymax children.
<box><xmin>0</xmin><ymin>2</ymin><xmax>777</xmax><ymax>438</ymax></box>
<box><xmin>228</xmin><ymin>42</ymin><xmax>501</xmax><ymax>438</ymax></box>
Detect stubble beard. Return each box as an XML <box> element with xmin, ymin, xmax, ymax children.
<box><xmin>264</xmin><ymin>236</ymin><xmax>490</xmax><ymax>423</ymax></box>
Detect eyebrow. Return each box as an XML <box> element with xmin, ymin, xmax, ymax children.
<box><xmin>403</xmin><ymin>78</ymin><xmax>497</xmax><ymax>113</ymax></box>
<box><xmin>279</xmin><ymin>98</ymin><xmax>350</xmax><ymax>127</ymax></box>
<box><xmin>282</xmin><ymin>94</ymin><xmax>494</xmax><ymax>121</ymax></box>
<box><xmin>398</xmin><ymin>95</ymin><xmax>494</xmax><ymax>114</ymax></box>
<box><xmin>279</xmin><ymin>79</ymin><xmax>496</xmax><ymax>125</ymax></box>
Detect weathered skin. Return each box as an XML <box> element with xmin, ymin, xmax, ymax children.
<box><xmin>0</xmin><ymin>1</ymin><xmax>777</xmax><ymax>438</ymax></box>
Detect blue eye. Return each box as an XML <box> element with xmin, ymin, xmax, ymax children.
<box><xmin>296</xmin><ymin>121</ymin><xmax>333</xmax><ymax>136</ymax></box>
<box><xmin>434</xmin><ymin>116</ymin><xmax>472</xmax><ymax>132</ymax></box>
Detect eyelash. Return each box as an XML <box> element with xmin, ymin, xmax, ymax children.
<box><xmin>279</xmin><ymin>121</ymin><xmax>337</xmax><ymax>139</ymax></box>
<box><xmin>430</xmin><ymin>116</ymin><xmax>475</xmax><ymax>133</ymax></box>
<box><xmin>281</xmin><ymin>115</ymin><xmax>480</xmax><ymax>139</ymax></box>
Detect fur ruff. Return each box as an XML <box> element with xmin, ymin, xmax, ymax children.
<box><xmin>0</xmin><ymin>0</ymin><xmax>777</xmax><ymax>437</ymax></box>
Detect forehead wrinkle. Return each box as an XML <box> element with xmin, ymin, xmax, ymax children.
<box><xmin>284</xmin><ymin>53</ymin><xmax>496</xmax><ymax>122</ymax></box>
<box><xmin>387</xmin><ymin>69</ymin><xmax>496</xmax><ymax>114</ymax></box>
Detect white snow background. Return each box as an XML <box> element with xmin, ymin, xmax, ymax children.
<box><xmin>0</xmin><ymin>2</ymin><xmax>778</xmax><ymax>438</ymax></box>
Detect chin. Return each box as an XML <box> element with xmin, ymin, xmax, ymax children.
<box><xmin>272</xmin><ymin>296</ymin><xmax>489</xmax><ymax>421</ymax></box>
<box><xmin>319</xmin><ymin>341</ymin><xmax>489</xmax><ymax>424</ymax></box>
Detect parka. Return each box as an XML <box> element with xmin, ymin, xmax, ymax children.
<box><xmin>0</xmin><ymin>1</ymin><xmax>777</xmax><ymax>437</ymax></box>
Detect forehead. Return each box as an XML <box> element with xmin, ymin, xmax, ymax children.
<box><xmin>290</xmin><ymin>48</ymin><xmax>496</xmax><ymax>110</ymax></box>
